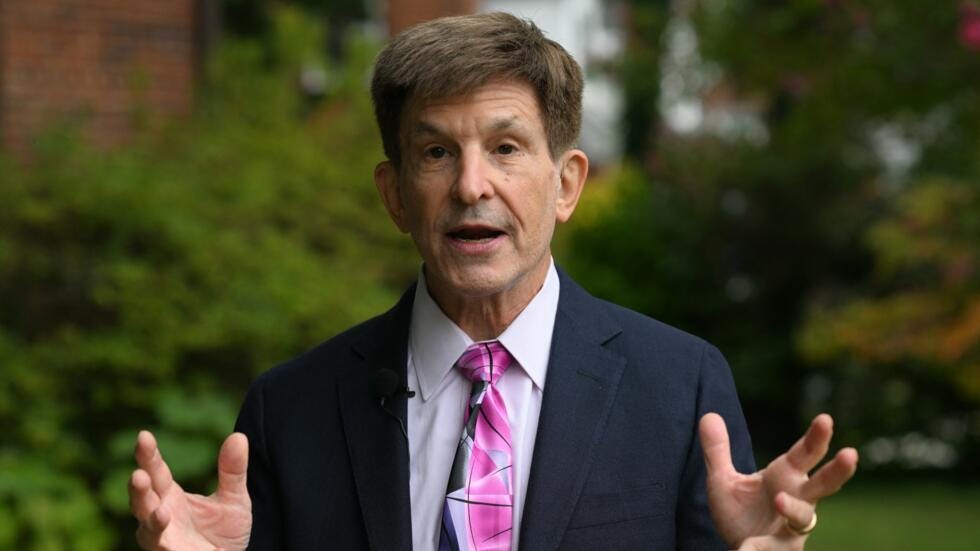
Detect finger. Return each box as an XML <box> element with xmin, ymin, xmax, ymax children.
<box><xmin>699</xmin><ymin>412</ymin><xmax>736</xmax><ymax>478</ymax></box>
<box><xmin>136</xmin><ymin>505</ymin><xmax>172</xmax><ymax>548</ymax></box>
<box><xmin>737</xmin><ymin>536</ymin><xmax>771</xmax><ymax>551</ymax></box>
<box><xmin>783</xmin><ymin>414</ymin><xmax>833</xmax><ymax>473</ymax></box>
<box><xmin>151</xmin><ymin>506</ymin><xmax>171</xmax><ymax>532</ymax></box>
<box><xmin>129</xmin><ymin>469</ymin><xmax>161</xmax><ymax>522</ymax></box>
<box><xmin>738</xmin><ymin>535</ymin><xmax>804</xmax><ymax>551</ymax></box>
<box><xmin>135</xmin><ymin>430</ymin><xmax>175</xmax><ymax>497</ymax></box>
<box><xmin>216</xmin><ymin>432</ymin><xmax>249</xmax><ymax>499</ymax></box>
<box><xmin>775</xmin><ymin>491</ymin><xmax>815</xmax><ymax>534</ymax></box>
<box><xmin>800</xmin><ymin>447</ymin><xmax>859</xmax><ymax>502</ymax></box>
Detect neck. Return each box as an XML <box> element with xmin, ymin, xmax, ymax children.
<box><xmin>426</xmin><ymin>260</ymin><xmax>551</xmax><ymax>341</ymax></box>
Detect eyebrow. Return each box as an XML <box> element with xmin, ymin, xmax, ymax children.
<box><xmin>409</xmin><ymin>116</ymin><xmax>528</xmax><ymax>139</ymax></box>
<box><xmin>410</xmin><ymin>120</ymin><xmax>444</xmax><ymax>138</ymax></box>
<box><xmin>487</xmin><ymin>116</ymin><xmax>522</xmax><ymax>133</ymax></box>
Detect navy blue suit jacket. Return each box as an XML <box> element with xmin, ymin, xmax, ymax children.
<box><xmin>235</xmin><ymin>270</ymin><xmax>755</xmax><ymax>550</ymax></box>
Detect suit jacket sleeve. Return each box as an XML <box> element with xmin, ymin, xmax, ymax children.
<box><xmin>676</xmin><ymin>343</ymin><xmax>756</xmax><ymax>550</ymax></box>
<box><xmin>235</xmin><ymin>374</ymin><xmax>285</xmax><ymax>550</ymax></box>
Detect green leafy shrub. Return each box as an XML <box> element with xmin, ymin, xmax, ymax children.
<box><xmin>0</xmin><ymin>8</ymin><xmax>416</xmax><ymax>547</ymax></box>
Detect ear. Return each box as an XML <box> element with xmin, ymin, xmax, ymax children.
<box><xmin>555</xmin><ymin>149</ymin><xmax>589</xmax><ymax>223</ymax></box>
<box><xmin>374</xmin><ymin>161</ymin><xmax>410</xmax><ymax>233</ymax></box>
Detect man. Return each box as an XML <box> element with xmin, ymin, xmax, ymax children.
<box><xmin>129</xmin><ymin>12</ymin><xmax>857</xmax><ymax>551</ymax></box>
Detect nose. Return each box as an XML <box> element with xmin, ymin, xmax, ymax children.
<box><xmin>452</xmin><ymin>146</ymin><xmax>495</xmax><ymax>205</ymax></box>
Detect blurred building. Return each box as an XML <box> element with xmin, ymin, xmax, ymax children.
<box><xmin>0</xmin><ymin>0</ymin><xmax>621</xmax><ymax>162</ymax></box>
<box><xmin>484</xmin><ymin>0</ymin><xmax>624</xmax><ymax>166</ymax></box>
<box><xmin>0</xmin><ymin>0</ymin><xmax>217</xmax><ymax>153</ymax></box>
<box><xmin>385</xmin><ymin>0</ymin><xmax>479</xmax><ymax>35</ymax></box>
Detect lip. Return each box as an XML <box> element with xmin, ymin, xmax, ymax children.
<box><xmin>444</xmin><ymin>224</ymin><xmax>507</xmax><ymax>255</ymax></box>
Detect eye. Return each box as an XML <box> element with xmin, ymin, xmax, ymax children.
<box><xmin>496</xmin><ymin>143</ymin><xmax>518</xmax><ymax>155</ymax></box>
<box><xmin>425</xmin><ymin>146</ymin><xmax>449</xmax><ymax>159</ymax></box>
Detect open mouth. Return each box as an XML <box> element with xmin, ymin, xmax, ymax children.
<box><xmin>447</xmin><ymin>226</ymin><xmax>505</xmax><ymax>243</ymax></box>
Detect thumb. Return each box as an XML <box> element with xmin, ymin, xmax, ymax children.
<box><xmin>216</xmin><ymin>432</ymin><xmax>249</xmax><ymax>500</ymax></box>
<box><xmin>699</xmin><ymin>412</ymin><xmax>735</xmax><ymax>479</ymax></box>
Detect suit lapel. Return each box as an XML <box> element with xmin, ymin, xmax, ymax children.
<box><xmin>338</xmin><ymin>285</ymin><xmax>415</xmax><ymax>551</ymax></box>
<box><xmin>519</xmin><ymin>272</ymin><xmax>626</xmax><ymax>550</ymax></box>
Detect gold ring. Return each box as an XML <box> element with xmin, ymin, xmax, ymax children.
<box><xmin>786</xmin><ymin>512</ymin><xmax>817</xmax><ymax>536</ymax></box>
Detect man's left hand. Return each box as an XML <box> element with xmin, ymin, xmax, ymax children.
<box><xmin>699</xmin><ymin>412</ymin><xmax>859</xmax><ymax>549</ymax></box>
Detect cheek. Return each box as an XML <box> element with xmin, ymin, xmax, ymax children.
<box><xmin>522</xmin><ymin>194</ymin><xmax>558</xmax><ymax>238</ymax></box>
<box><xmin>536</xmin><ymin>173</ymin><xmax>561</xmax><ymax>215</ymax></box>
<box><xmin>402</xmin><ymin>186</ymin><xmax>437</xmax><ymax>225</ymax></box>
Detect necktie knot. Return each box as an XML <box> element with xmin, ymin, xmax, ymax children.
<box><xmin>456</xmin><ymin>341</ymin><xmax>513</xmax><ymax>386</ymax></box>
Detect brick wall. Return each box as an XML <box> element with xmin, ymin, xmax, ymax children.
<box><xmin>0</xmin><ymin>0</ymin><xmax>212</xmax><ymax>152</ymax></box>
<box><xmin>386</xmin><ymin>0</ymin><xmax>479</xmax><ymax>36</ymax></box>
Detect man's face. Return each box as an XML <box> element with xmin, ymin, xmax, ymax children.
<box><xmin>375</xmin><ymin>79</ymin><xmax>586</xmax><ymax>304</ymax></box>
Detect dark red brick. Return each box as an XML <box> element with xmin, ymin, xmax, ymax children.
<box><xmin>0</xmin><ymin>0</ymin><xmax>213</xmax><ymax>153</ymax></box>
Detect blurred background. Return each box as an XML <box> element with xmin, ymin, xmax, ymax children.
<box><xmin>0</xmin><ymin>0</ymin><xmax>978</xmax><ymax>548</ymax></box>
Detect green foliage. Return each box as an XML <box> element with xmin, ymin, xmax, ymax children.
<box><xmin>798</xmin><ymin>177</ymin><xmax>980</xmax><ymax>471</ymax></box>
<box><xmin>0</xmin><ymin>8</ymin><xmax>416</xmax><ymax>548</ymax></box>
<box><xmin>619</xmin><ymin>1</ymin><xmax>669</xmax><ymax>161</ymax></box>
<box><xmin>0</xmin><ymin>455</ymin><xmax>114</xmax><ymax>550</ymax></box>
<box><xmin>564</xmin><ymin>0</ymin><xmax>980</xmax><ymax>465</ymax></box>
<box><xmin>801</xmin><ymin>180</ymin><xmax>980</xmax><ymax>389</ymax></box>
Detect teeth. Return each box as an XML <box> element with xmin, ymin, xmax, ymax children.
<box><xmin>450</xmin><ymin>229</ymin><xmax>501</xmax><ymax>242</ymax></box>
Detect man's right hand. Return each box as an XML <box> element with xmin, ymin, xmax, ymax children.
<box><xmin>129</xmin><ymin>431</ymin><xmax>253</xmax><ymax>551</ymax></box>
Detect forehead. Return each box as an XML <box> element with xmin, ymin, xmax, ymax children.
<box><xmin>401</xmin><ymin>78</ymin><xmax>546</xmax><ymax>135</ymax></box>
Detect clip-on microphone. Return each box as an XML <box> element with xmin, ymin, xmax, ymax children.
<box><xmin>373</xmin><ymin>368</ymin><xmax>415</xmax><ymax>441</ymax></box>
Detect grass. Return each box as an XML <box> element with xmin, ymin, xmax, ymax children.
<box><xmin>807</xmin><ymin>480</ymin><xmax>980</xmax><ymax>550</ymax></box>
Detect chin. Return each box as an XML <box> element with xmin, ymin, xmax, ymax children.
<box><xmin>448</xmin><ymin>272</ymin><xmax>514</xmax><ymax>298</ymax></box>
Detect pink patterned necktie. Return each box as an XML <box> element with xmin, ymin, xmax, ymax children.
<box><xmin>439</xmin><ymin>341</ymin><xmax>514</xmax><ymax>551</ymax></box>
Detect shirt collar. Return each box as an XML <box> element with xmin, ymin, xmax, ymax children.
<box><xmin>408</xmin><ymin>259</ymin><xmax>560</xmax><ymax>401</ymax></box>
